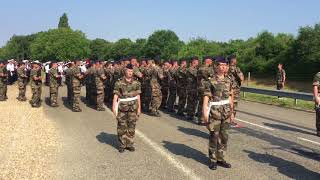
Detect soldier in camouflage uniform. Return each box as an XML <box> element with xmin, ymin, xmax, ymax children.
<box><xmin>104</xmin><ymin>61</ymin><xmax>114</xmax><ymax>106</ymax></box>
<box><xmin>227</xmin><ymin>55</ymin><xmax>244</xmax><ymax>125</ymax></box>
<box><xmin>197</xmin><ymin>56</ymin><xmax>214</xmax><ymax>124</ymax></box>
<box><xmin>16</xmin><ymin>62</ymin><xmax>28</xmax><ymax>101</ymax></box>
<box><xmin>176</xmin><ymin>58</ymin><xmax>188</xmax><ymax>116</ymax></box>
<box><xmin>0</xmin><ymin>60</ymin><xmax>8</xmax><ymax>101</ymax></box>
<box><xmin>112</xmin><ymin>64</ymin><xmax>141</xmax><ymax>153</ymax></box>
<box><xmin>29</xmin><ymin>61</ymin><xmax>42</xmax><ymax>107</ymax></box>
<box><xmin>94</xmin><ymin>60</ymin><xmax>107</xmax><ymax>111</ymax></box>
<box><xmin>160</xmin><ymin>60</ymin><xmax>171</xmax><ymax>109</ymax></box>
<box><xmin>64</xmin><ymin>62</ymin><xmax>75</xmax><ymax>104</ymax></box>
<box><xmin>72</xmin><ymin>60</ymin><xmax>84</xmax><ymax>112</ymax></box>
<box><xmin>186</xmin><ymin>57</ymin><xmax>199</xmax><ymax>120</ymax></box>
<box><xmin>203</xmin><ymin>56</ymin><xmax>233</xmax><ymax>170</ymax></box>
<box><xmin>148</xmin><ymin>58</ymin><xmax>164</xmax><ymax>116</ymax></box>
<box><xmin>139</xmin><ymin>58</ymin><xmax>151</xmax><ymax>112</ymax></box>
<box><xmin>312</xmin><ymin>72</ymin><xmax>320</xmax><ymax>137</ymax></box>
<box><xmin>49</xmin><ymin>61</ymin><xmax>62</xmax><ymax>107</ymax></box>
<box><xmin>167</xmin><ymin>60</ymin><xmax>179</xmax><ymax>112</ymax></box>
<box><xmin>276</xmin><ymin>63</ymin><xmax>286</xmax><ymax>90</ymax></box>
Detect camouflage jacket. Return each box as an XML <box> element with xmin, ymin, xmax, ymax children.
<box><xmin>197</xmin><ymin>64</ymin><xmax>214</xmax><ymax>93</ymax></box>
<box><xmin>49</xmin><ymin>67</ymin><xmax>59</xmax><ymax>87</ymax></box>
<box><xmin>150</xmin><ymin>65</ymin><xmax>164</xmax><ymax>91</ymax></box>
<box><xmin>176</xmin><ymin>67</ymin><xmax>187</xmax><ymax>88</ymax></box>
<box><xmin>228</xmin><ymin>65</ymin><xmax>243</xmax><ymax>89</ymax></box>
<box><xmin>17</xmin><ymin>67</ymin><xmax>28</xmax><ymax>84</ymax></box>
<box><xmin>72</xmin><ymin>66</ymin><xmax>82</xmax><ymax>86</ymax></box>
<box><xmin>276</xmin><ymin>69</ymin><xmax>286</xmax><ymax>84</ymax></box>
<box><xmin>95</xmin><ymin>67</ymin><xmax>106</xmax><ymax>88</ymax></box>
<box><xmin>169</xmin><ymin>67</ymin><xmax>178</xmax><ymax>88</ymax></box>
<box><xmin>186</xmin><ymin>66</ymin><xmax>198</xmax><ymax>90</ymax></box>
<box><xmin>0</xmin><ymin>67</ymin><xmax>8</xmax><ymax>85</ymax></box>
<box><xmin>313</xmin><ymin>72</ymin><xmax>320</xmax><ymax>94</ymax></box>
<box><xmin>30</xmin><ymin>68</ymin><xmax>42</xmax><ymax>87</ymax></box>
<box><xmin>161</xmin><ymin>67</ymin><xmax>170</xmax><ymax>88</ymax></box>
<box><xmin>204</xmin><ymin>74</ymin><xmax>232</xmax><ymax>120</ymax></box>
<box><xmin>114</xmin><ymin>78</ymin><xmax>141</xmax><ymax>112</ymax></box>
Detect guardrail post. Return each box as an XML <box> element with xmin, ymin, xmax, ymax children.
<box><xmin>294</xmin><ymin>99</ymin><xmax>298</xmax><ymax>105</ymax></box>
<box><xmin>243</xmin><ymin>91</ymin><xmax>246</xmax><ymax>98</ymax></box>
<box><xmin>247</xmin><ymin>72</ymin><xmax>251</xmax><ymax>87</ymax></box>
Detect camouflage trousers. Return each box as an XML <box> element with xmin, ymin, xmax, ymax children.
<box><xmin>315</xmin><ymin>105</ymin><xmax>320</xmax><ymax>133</ymax></box>
<box><xmin>207</xmin><ymin>118</ymin><xmax>230</xmax><ymax>162</ymax></box>
<box><xmin>117</xmin><ymin>111</ymin><xmax>138</xmax><ymax>148</ymax></box>
<box><xmin>17</xmin><ymin>81</ymin><xmax>27</xmax><ymax>100</ymax></box>
<box><xmin>167</xmin><ymin>87</ymin><xmax>177</xmax><ymax>111</ymax></box>
<box><xmin>104</xmin><ymin>84</ymin><xmax>113</xmax><ymax>105</ymax></box>
<box><xmin>30</xmin><ymin>85</ymin><xmax>42</xmax><ymax>106</ymax></box>
<box><xmin>233</xmin><ymin>88</ymin><xmax>241</xmax><ymax>117</ymax></box>
<box><xmin>186</xmin><ymin>89</ymin><xmax>198</xmax><ymax>117</ymax></box>
<box><xmin>142</xmin><ymin>87</ymin><xmax>152</xmax><ymax>111</ymax></box>
<box><xmin>177</xmin><ymin>87</ymin><xmax>187</xmax><ymax>114</ymax></box>
<box><xmin>0</xmin><ymin>84</ymin><xmax>7</xmax><ymax>101</ymax></box>
<box><xmin>96</xmin><ymin>85</ymin><xmax>105</xmax><ymax>109</ymax></box>
<box><xmin>72</xmin><ymin>86</ymin><xmax>81</xmax><ymax>110</ymax></box>
<box><xmin>160</xmin><ymin>86</ymin><xmax>169</xmax><ymax>108</ymax></box>
<box><xmin>67</xmin><ymin>83</ymin><xmax>73</xmax><ymax>103</ymax></box>
<box><xmin>151</xmin><ymin>89</ymin><xmax>162</xmax><ymax>113</ymax></box>
<box><xmin>197</xmin><ymin>91</ymin><xmax>204</xmax><ymax>121</ymax></box>
<box><xmin>50</xmin><ymin>86</ymin><xmax>59</xmax><ymax>106</ymax></box>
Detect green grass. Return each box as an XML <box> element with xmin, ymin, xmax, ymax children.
<box><xmin>241</xmin><ymin>92</ymin><xmax>315</xmax><ymax>111</ymax></box>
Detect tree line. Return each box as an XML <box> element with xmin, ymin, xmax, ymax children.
<box><xmin>0</xmin><ymin>13</ymin><xmax>319</xmax><ymax>79</ymax></box>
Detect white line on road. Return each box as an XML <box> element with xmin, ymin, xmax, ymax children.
<box><xmin>297</xmin><ymin>137</ymin><xmax>320</xmax><ymax>146</ymax></box>
<box><xmin>236</xmin><ymin>118</ymin><xmax>275</xmax><ymax>131</ymax></box>
<box><xmin>136</xmin><ymin>130</ymin><xmax>202</xmax><ymax>180</ymax></box>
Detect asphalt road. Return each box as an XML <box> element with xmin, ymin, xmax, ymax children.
<box><xmin>43</xmin><ymin>86</ymin><xmax>320</xmax><ymax>180</ymax></box>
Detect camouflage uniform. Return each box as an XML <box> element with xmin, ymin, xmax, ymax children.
<box><xmin>276</xmin><ymin>69</ymin><xmax>286</xmax><ymax>90</ymax></box>
<box><xmin>197</xmin><ymin>64</ymin><xmax>214</xmax><ymax>121</ymax></box>
<box><xmin>65</xmin><ymin>67</ymin><xmax>74</xmax><ymax>103</ymax></box>
<box><xmin>104</xmin><ymin>66</ymin><xmax>114</xmax><ymax>105</ymax></box>
<box><xmin>228</xmin><ymin>65</ymin><xmax>243</xmax><ymax>113</ymax></box>
<box><xmin>176</xmin><ymin>66</ymin><xmax>188</xmax><ymax>115</ymax></box>
<box><xmin>141</xmin><ymin>66</ymin><xmax>152</xmax><ymax>112</ymax></box>
<box><xmin>204</xmin><ymin>74</ymin><xmax>232</xmax><ymax>163</ymax></box>
<box><xmin>29</xmin><ymin>68</ymin><xmax>42</xmax><ymax>107</ymax></box>
<box><xmin>186</xmin><ymin>66</ymin><xmax>198</xmax><ymax>118</ymax></box>
<box><xmin>114</xmin><ymin>78</ymin><xmax>141</xmax><ymax>149</ymax></box>
<box><xmin>17</xmin><ymin>66</ymin><xmax>28</xmax><ymax>101</ymax></box>
<box><xmin>85</xmin><ymin>66</ymin><xmax>95</xmax><ymax>105</ymax></box>
<box><xmin>149</xmin><ymin>65</ymin><xmax>164</xmax><ymax>115</ymax></box>
<box><xmin>0</xmin><ymin>66</ymin><xmax>8</xmax><ymax>101</ymax></box>
<box><xmin>95</xmin><ymin>67</ymin><xmax>106</xmax><ymax>111</ymax></box>
<box><xmin>167</xmin><ymin>67</ymin><xmax>178</xmax><ymax>111</ymax></box>
<box><xmin>312</xmin><ymin>72</ymin><xmax>320</xmax><ymax>135</ymax></box>
<box><xmin>72</xmin><ymin>66</ymin><xmax>83</xmax><ymax>112</ymax></box>
<box><xmin>160</xmin><ymin>67</ymin><xmax>170</xmax><ymax>109</ymax></box>
<box><xmin>49</xmin><ymin>67</ymin><xmax>60</xmax><ymax>106</ymax></box>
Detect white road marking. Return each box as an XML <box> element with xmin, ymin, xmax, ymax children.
<box><xmin>136</xmin><ymin>130</ymin><xmax>202</xmax><ymax>180</ymax></box>
<box><xmin>236</xmin><ymin>118</ymin><xmax>275</xmax><ymax>131</ymax></box>
<box><xmin>297</xmin><ymin>137</ymin><xmax>320</xmax><ymax>146</ymax></box>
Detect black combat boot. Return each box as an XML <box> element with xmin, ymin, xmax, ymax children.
<box><xmin>209</xmin><ymin>162</ymin><xmax>217</xmax><ymax>170</ymax></box>
<box><xmin>127</xmin><ymin>147</ymin><xmax>135</xmax><ymax>152</ymax></box>
<box><xmin>118</xmin><ymin>147</ymin><xmax>125</xmax><ymax>153</ymax></box>
<box><xmin>317</xmin><ymin>131</ymin><xmax>320</xmax><ymax>137</ymax></box>
<box><xmin>217</xmin><ymin>161</ymin><xmax>231</xmax><ymax>168</ymax></box>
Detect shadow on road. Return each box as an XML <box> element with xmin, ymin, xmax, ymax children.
<box><xmin>177</xmin><ymin>126</ymin><xmax>209</xmax><ymax>139</ymax></box>
<box><xmin>44</xmin><ymin>97</ymin><xmax>51</xmax><ymax>106</ymax></box>
<box><xmin>162</xmin><ymin>140</ymin><xmax>208</xmax><ymax>166</ymax></box>
<box><xmin>263</xmin><ymin>123</ymin><xmax>315</xmax><ymax>136</ymax></box>
<box><xmin>96</xmin><ymin>132</ymin><xmax>118</xmax><ymax>150</ymax></box>
<box><xmin>61</xmin><ymin>97</ymin><xmax>73</xmax><ymax>111</ymax></box>
<box><xmin>236</xmin><ymin>127</ymin><xmax>320</xmax><ymax>162</ymax></box>
<box><xmin>238</xmin><ymin>110</ymin><xmax>315</xmax><ymax>132</ymax></box>
<box><xmin>244</xmin><ymin>150</ymin><xmax>320</xmax><ymax>179</ymax></box>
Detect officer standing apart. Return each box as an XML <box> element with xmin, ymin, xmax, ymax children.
<box><xmin>312</xmin><ymin>72</ymin><xmax>320</xmax><ymax>137</ymax></box>
<box><xmin>49</xmin><ymin>61</ymin><xmax>62</xmax><ymax>107</ymax></box>
<box><xmin>112</xmin><ymin>64</ymin><xmax>141</xmax><ymax>153</ymax></box>
<box><xmin>203</xmin><ymin>56</ymin><xmax>233</xmax><ymax>170</ymax></box>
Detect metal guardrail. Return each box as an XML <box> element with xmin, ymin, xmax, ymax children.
<box><xmin>241</xmin><ymin>87</ymin><xmax>314</xmax><ymax>104</ymax></box>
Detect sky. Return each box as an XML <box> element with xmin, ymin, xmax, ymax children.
<box><xmin>0</xmin><ymin>0</ymin><xmax>319</xmax><ymax>47</ymax></box>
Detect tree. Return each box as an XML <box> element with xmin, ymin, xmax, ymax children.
<box><xmin>30</xmin><ymin>28</ymin><xmax>90</xmax><ymax>61</ymax></box>
<box><xmin>89</xmin><ymin>38</ymin><xmax>110</xmax><ymax>60</ymax></box>
<box><xmin>58</xmin><ymin>13</ymin><xmax>70</xmax><ymax>29</ymax></box>
<box><xmin>110</xmin><ymin>38</ymin><xmax>134</xmax><ymax>60</ymax></box>
<box><xmin>145</xmin><ymin>30</ymin><xmax>182</xmax><ymax>59</ymax></box>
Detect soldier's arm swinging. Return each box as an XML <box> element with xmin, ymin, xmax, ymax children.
<box><xmin>203</xmin><ymin>96</ymin><xmax>209</xmax><ymax>124</ymax></box>
<box><xmin>112</xmin><ymin>94</ymin><xmax>119</xmax><ymax>116</ymax></box>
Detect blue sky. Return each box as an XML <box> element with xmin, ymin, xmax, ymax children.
<box><xmin>0</xmin><ymin>0</ymin><xmax>319</xmax><ymax>46</ymax></box>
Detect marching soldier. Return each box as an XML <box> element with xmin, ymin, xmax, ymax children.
<box><xmin>167</xmin><ymin>60</ymin><xmax>179</xmax><ymax>112</ymax></box>
<box><xmin>148</xmin><ymin>58</ymin><xmax>164</xmax><ymax>116</ymax></box>
<box><xmin>112</xmin><ymin>64</ymin><xmax>141</xmax><ymax>153</ymax></box>
<box><xmin>104</xmin><ymin>61</ymin><xmax>114</xmax><ymax>106</ymax></box>
<box><xmin>176</xmin><ymin>58</ymin><xmax>188</xmax><ymax>116</ymax></box>
<box><xmin>64</xmin><ymin>61</ymin><xmax>74</xmax><ymax>104</ymax></box>
<box><xmin>49</xmin><ymin>61</ymin><xmax>62</xmax><ymax>107</ymax></box>
<box><xmin>16</xmin><ymin>62</ymin><xmax>28</xmax><ymax>101</ymax></box>
<box><xmin>95</xmin><ymin>60</ymin><xmax>107</xmax><ymax>111</ymax></box>
<box><xmin>203</xmin><ymin>56</ymin><xmax>233</xmax><ymax>170</ymax></box>
<box><xmin>228</xmin><ymin>55</ymin><xmax>244</xmax><ymax>126</ymax></box>
<box><xmin>0</xmin><ymin>60</ymin><xmax>8</xmax><ymax>101</ymax></box>
<box><xmin>72</xmin><ymin>60</ymin><xmax>84</xmax><ymax>112</ymax></box>
<box><xmin>197</xmin><ymin>56</ymin><xmax>214</xmax><ymax>124</ymax></box>
<box><xmin>186</xmin><ymin>56</ymin><xmax>199</xmax><ymax>121</ymax></box>
<box><xmin>29</xmin><ymin>61</ymin><xmax>42</xmax><ymax>107</ymax></box>
<box><xmin>160</xmin><ymin>60</ymin><xmax>171</xmax><ymax>109</ymax></box>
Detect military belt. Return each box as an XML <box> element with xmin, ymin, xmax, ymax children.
<box><xmin>207</xmin><ymin>99</ymin><xmax>230</xmax><ymax>117</ymax></box>
<box><xmin>115</xmin><ymin>96</ymin><xmax>138</xmax><ymax>116</ymax></box>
